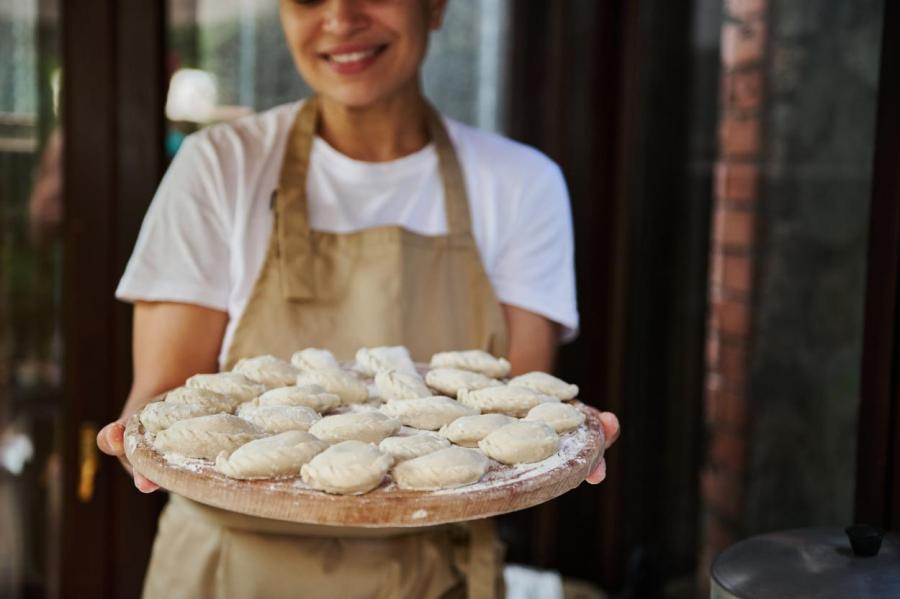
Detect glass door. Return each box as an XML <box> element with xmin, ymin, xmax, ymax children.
<box><xmin>0</xmin><ymin>1</ymin><xmax>64</xmax><ymax>597</ymax></box>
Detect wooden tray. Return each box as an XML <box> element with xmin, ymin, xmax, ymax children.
<box><xmin>125</xmin><ymin>400</ymin><xmax>605</xmax><ymax>527</ymax></box>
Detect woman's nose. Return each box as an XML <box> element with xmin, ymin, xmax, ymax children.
<box><xmin>322</xmin><ymin>0</ymin><xmax>370</xmax><ymax>36</ymax></box>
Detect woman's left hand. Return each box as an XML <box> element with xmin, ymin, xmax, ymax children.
<box><xmin>586</xmin><ymin>411</ymin><xmax>620</xmax><ymax>484</ymax></box>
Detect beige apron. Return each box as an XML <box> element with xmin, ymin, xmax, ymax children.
<box><xmin>143</xmin><ymin>97</ymin><xmax>509</xmax><ymax>599</ymax></box>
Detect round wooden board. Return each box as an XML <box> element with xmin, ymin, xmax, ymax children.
<box><xmin>125</xmin><ymin>400</ymin><xmax>605</xmax><ymax>527</ymax></box>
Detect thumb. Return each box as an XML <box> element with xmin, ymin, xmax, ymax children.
<box><xmin>97</xmin><ymin>420</ymin><xmax>125</xmax><ymax>456</ymax></box>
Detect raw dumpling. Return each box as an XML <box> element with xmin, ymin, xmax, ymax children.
<box><xmin>457</xmin><ymin>386</ymin><xmax>559</xmax><ymax>417</ymax></box>
<box><xmin>296</xmin><ymin>370</ymin><xmax>368</xmax><ymax>405</ymax></box>
<box><xmin>164</xmin><ymin>386</ymin><xmax>242</xmax><ymax>413</ymax></box>
<box><xmin>300</xmin><ymin>440</ymin><xmax>393</xmax><ymax>494</ymax></box>
<box><xmin>374</xmin><ymin>369</ymin><xmax>432</xmax><ymax>401</ymax></box>
<box><xmin>154</xmin><ymin>414</ymin><xmax>262</xmax><ymax>459</ymax></box>
<box><xmin>291</xmin><ymin>348</ymin><xmax>340</xmax><ymax>372</ymax></box>
<box><xmin>425</xmin><ymin>368</ymin><xmax>502</xmax><ymax>396</ymax></box>
<box><xmin>524</xmin><ymin>402</ymin><xmax>585</xmax><ymax>433</ymax></box>
<box><xmin>186</xmin><ymin>372</ymin><xmax>266</xmax><ymax>402</ymax></box>
<box><xmin>308</xmin><ymin>412</ymin><xmax>401</xmax><ymax>444</ymax></box>
<box><xmin>255</xmin><ymin>384</ymin><xmax>341</xmax><ymax>413</ymax></box>
<box><xmin>378</xmin><ymin>433</ymin><xmax>450</xmax><ymax>462</ymax></box>
<box><xmin>235</xmin><ymin>403</ymin><xmax>321</xmax><ymax>434</ymax></box>
<box><xmin>392</xmin><ymin>446</ymin><xmax>490</xmax><ymax>490</ymax></box>
<box><xmin>380</xmin><ymin>396</ymin><xmax>478</xmax><ymax>431</ymax></box>
<box><xmin>233</xmin><ymin>354</ymin><xmax>300</xmax><ymax>388</ymax></box>
<box><xmin>355</xmin><ymin>346</ymin><xmax>417</xmax><ymax>376</ymax></box>
<box><xmin>139</xmin><ymin>401</ymin><xmax>221</xmax><ymax>433</ymax></box>
<box><xmin>508</xmin><ymin>371</ymin><xmax>579</xmax><ymax>400</ymax></box>
<box><xmin>429</xmin><ymin>350</ymin><xmax>511</xmax><ymax>378</ymax></box>
<box><xmin>478</xmin><ymin>421</ymin><xmax>559</xmax><ymax>464</ymax></box>
<box><xmin>438</xmin><ymin>413</ymin><xmax>517</xmax><ymax>448</ymax></box>
<box><xmin>214</xmin><ymin>430</ymin><xmax>327</xmax><ymax>479</ymax></box>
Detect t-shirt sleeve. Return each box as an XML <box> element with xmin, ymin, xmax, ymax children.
<box><xmin>491</xmin><ymin>161</ymin><xmax>580</xmax><ymax>342</ymax></box>
<box><xmin>115</xmin><ymin>134</ymin><xmax>231</xmax><ymax>310</ymax></box>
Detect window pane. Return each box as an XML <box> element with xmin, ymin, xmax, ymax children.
<box><xmin>0</xmin><ymin>0</ymin><xmax>63</xmax><ymax>596</ymax></box>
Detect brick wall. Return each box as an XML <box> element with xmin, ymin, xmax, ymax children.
<box><xmin>699</xmin><ymin>0</ymin><xmax>768</xmax><ymax>583</ymax></box>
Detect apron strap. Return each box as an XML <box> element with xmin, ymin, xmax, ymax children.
<box><xmin>275</xmin><ymin>96</ymin><xmax>319</xmax><ymax>300</ymax></box>
<box><xmin>466</xmin><ymin>518</ymin><xmax>500</xmax><ymax>599</ymax></box>
<box><xmin>424</xmin><ymin>104</ymin><xmax>473</xmax><ymax>237</ymax></box>
<box><xmin>273</xmin><ymin>96</ymin><xmax>475</xmax><ymax>301</ymax></box>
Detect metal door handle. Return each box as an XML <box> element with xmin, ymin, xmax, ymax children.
<box><xmin>78</xmin><ymin>422</ymin><xmax>98</xmax><ymax>502</ymax></box>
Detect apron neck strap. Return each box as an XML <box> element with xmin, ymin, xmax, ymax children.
<box><xmin>423</xmin><ymin>102</ymin><xmax>472</xmax><ymax>236</ymax></box>
<box><xmin>274</xmin><ymin>96</ymin><xmax>473</xmax><ymax>300</ymax></box>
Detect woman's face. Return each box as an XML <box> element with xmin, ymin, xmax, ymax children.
<box><xmin>280</xmin><ymin>0</ymin><xmax>447</xmax><ymax>109</ymax></box>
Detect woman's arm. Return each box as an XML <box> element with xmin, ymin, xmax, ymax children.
<box><xmin>503</xmin><ymin>303</ymin><xmax>620</xmax><ymax>484</ymax></box>
<box><xmin>502</xmin><ymin>304</ymin><xmax>559</xmax><ymax>375</ymax></box>
<box><xmin>96</xmin><ymin>301</ymin><xmax>228</xmax><ymax>492</ymax></box>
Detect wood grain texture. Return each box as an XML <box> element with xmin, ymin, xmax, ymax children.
<box><xmin>125</xmin><ymin>401</ymin><xmax>604</xmax><ymax>527</ymax></box>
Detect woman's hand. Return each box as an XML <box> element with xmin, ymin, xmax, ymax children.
<box><xmin>96</xmin><ymin>301</ymin><xmax>228</xmax><ymax>494</ymax></box>
<box><xmin>586</xmin><ymin>411</ymin><xmax>620</xmax><ymax>484</ymax></box>
<box><xmin>97</xmin><ymin>418</ymin><xmax>160</xmax><ymax>493</ymax></box>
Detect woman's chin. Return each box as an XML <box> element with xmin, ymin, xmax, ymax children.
<box><xmin>313</xmin><ymin>78</ymin><xmax>419</xmax><ymax>112</ymax></box>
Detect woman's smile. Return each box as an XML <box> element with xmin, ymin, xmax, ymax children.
<box><xmin>320</xmin><ymin>43</ymin><xmax>389</xmax><ymax>75</ymax></box>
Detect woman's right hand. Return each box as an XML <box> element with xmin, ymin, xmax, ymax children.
<box><xmin>97</xmin><ymin>301</ymin><xmax>228</xmax><ymax>494</ymax></box>
<box><xmin>97</xmin><ymin>419</ymin><xmax>160</xmax><ymax>493</ymax></box>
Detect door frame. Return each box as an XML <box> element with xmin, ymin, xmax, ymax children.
<box><xmin>60</xmin><ymin>1</ymin><xmax>167</xmax><ymax>596</ymax></box>
<box><xmin>856</xmin><ymin>0</ymin><xmax>900</xmax><ymax>531</ymax></box>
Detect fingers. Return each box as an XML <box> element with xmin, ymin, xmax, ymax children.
<box><xmin>585</xmin><ymin>458</ymin><xmax>606</xmax><ymax>484</ymax></box>
<box><xmin>585</xmin><ymin>412</ymin><xmax>619</xmax><ymax>485</ymax></box>
<box><xmin>134</xmin><ymin>472</ymin><xmax>160</xmax><ymax>494</ymax></box>
<box><xmin>97</xmin><ymin>421</ymin><xmax>125</xmax><ymax>456</ymax></box>
<box><xmin>599</xmin><ymin>412</ymin><xmax>620</xmax><ymax>448</ymax></box>
<box><xmin>98</xmin><ymin>420</ymin><xmax>159</xmax><ymax>493</ymax></box>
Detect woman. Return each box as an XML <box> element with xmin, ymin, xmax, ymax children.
<box><xmin>98</xmin><ymin>0</ymin><xmax>620</xmax><ymax>597</ymax></box>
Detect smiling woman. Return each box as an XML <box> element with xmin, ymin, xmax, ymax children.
<box><xmin>98</xmin><ymin>0</ymin><xmax>619</xmax><ymax>596</ymax></box>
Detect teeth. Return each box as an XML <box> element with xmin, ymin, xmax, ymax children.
<box><xmin>330</xmin><ymin>49</ymin><xmax>377</xmax><ymax>64</ymax></box>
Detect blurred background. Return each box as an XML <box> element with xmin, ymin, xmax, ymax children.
<box><xmin>1</xmin><ymin>0</ymin><xmax>897</xmax><ymax>597</ymax></box>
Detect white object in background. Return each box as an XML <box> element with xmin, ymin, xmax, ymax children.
<box><xmin>166</xmin><ymin>68</ymin><xmax>219</xmax><ymax>123</ymax></box>
<box><xmin>504</xmin><ymin>564</ymin><xmax>564</xmax><ymax>599</ymax></box>
<box><xmin>0</xmin><ymin>431</ymin><xmax>34</xmax><ymax>476</ymax></box>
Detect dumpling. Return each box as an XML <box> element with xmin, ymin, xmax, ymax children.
<box><xmin>457</xmin><ymin>386</ymin><xmax>559</xmax><ymax>417</ymax></box>
<box><xmin>392</xmin><ymin>447</ymin><xmax>490</xmax><ymax>490</ymax></box>
<box><xmin>232</xmin><ymin>355</ymin><xmax>300</xmax><ymax>388</ymax></box>
<box><xmin>307</xmin><ymin>412</ymin><xmax>401</xmax><ymax>444</ymax></box>
<box><xmin>291</xmin><ymin>348</ymin><xmax>340</xmax><ymax>372</ymax></box>
<box><xmin>296</xmin><ymin>370</ymin><xmax>368</xmax><ymax>405</ymax></box>
<box><xmin>301</xmin><ymin>440</ymin><xmax>393</xmax><ymax>494</ymax></box>
<box><xmin>186</xmin><ymin>372</ymin><xmax>266</xmax><ymax>402</ymax></box>
<box><xmin>380</xmin><ymin>396</ymin><xmax>478</xmax><ymax>431</ymax></box>
<box><xmin>254</xmin><ymin>384</ymin><xmax>341</xmax><ymax>413</ymax></box>
<box><xmin>154</xmin><ymin>414</ymin><xmax>262</xmax><ymax>459</ymax></box>
<box><xmin>524</xmin><ymin>402</ymin><xmax>585</xmax><ymax>433</ymax></box>
<box><xmin>139</xmin><ymin>401</ymin><xmax>221</xmax><ymax>433</ymax></box>
<box><xmin>214</xmin><ymin>431</ymin><xmax>327</xmax><ymax>479</ymax></box>
<box><xmin>355</xmin><ymin>346</ymin><xmax>417</xmax><ymax>376</ymax></box>
<box><xmin>374</xmin><ymin>369</ymin><xmax>432</xmax><ymax>401</ymax></box>
<box><xmin>164</xmin><ymin>386</ymin><xmax>242</xmax><ymax>413</ymax></box>
<box><xmin>508</xmin><ymin>371</ymin><xmax>579</xmax><ymax>400</ymax></box>
<box><xmin>429</xmin><ymin>350</ymin><xmax>511</xmax><ymax>378</ymax></box>
<box><xmin>235</xmin><ymin>403</ymin><xmax>321</xmax><ymax>434</ymax></box>
<box><xmin>478</xmin><ymin>421</ymin><xmax>559</xmax><ymax>465</ymax></box>
<box><xmin>438</xmin><ymin>413</ymin><xmax>517</xmax><ymax>448</ymax></box>
<box><xmin>378</xmin><ymin>433</ymin><xmax>450</xmax><ymax>462</ymax></box>
<box><xmin>425</xmin><ymin>368</ymin><xmax>502</xmax><ymax>396</ymax></box>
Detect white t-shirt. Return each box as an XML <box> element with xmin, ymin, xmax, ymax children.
<box><xmin>116</xmin><ymin>101</ymin><xmax>578</xmax><ymax>367</ymax></box>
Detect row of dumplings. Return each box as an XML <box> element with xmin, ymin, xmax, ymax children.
<box><xmin>139</xmin><ymin>347</ymin><xmax>585</xmax><ymax>494</ymax></box>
